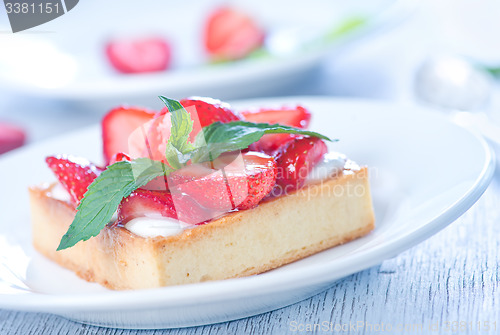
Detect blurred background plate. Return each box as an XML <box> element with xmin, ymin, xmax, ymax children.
<box><xmin>0</xmin><ymin>0</ymin><xmax>415</xmax><ymax>106</ymax></box>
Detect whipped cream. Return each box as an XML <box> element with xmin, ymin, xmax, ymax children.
<box><xmin>46</xmin><ymin>182</ymin><xmax>188</xmax><ymax>238</ymax></box>
<box><xmin>305</xmin><ymin>152</ymin><xmax>347</xmax><ymax>185</ymax></box>
<box><xmin>125</xmin><ymin>216</ymin><xmax>191</xmax><ymax>238</ymax></box>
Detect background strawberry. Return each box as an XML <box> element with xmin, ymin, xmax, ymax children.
<box><xmin>0</xmin><ymin>122</ymin><xmax>26</xmax><ymax>154</ymax></box>
<box><xmin>105</xmin><ymin>37</ymin><xmax>171</xmax><ymax>74</ymax></box>
<box><xmin>46</xmin><ymin>155</ymin><xmax>102</xmax><ymax>205</ymax></box>
<box><xmin>204</xmin><ymin>7</ymin><xmax>265</xmax><ymax>60</ymax></box>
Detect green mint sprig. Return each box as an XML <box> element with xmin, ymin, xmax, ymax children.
<box><xmin>57</xmin><ymin>96</ymin><xmax>334</xmax><ymax>250</ymax></box>
<box><xmin>191</xmin><ymin>121</ymin><xmax>332</xmax><ymax>163</ymax></box>
<box><xmin>57</xmin><ymin>158</ymin><xmax>173</xmax><ymax>250</ymax></box>
<box><xmin>160</xmin><ymin>96</ymin><xmax>197</xmax><ymax>169</ymax></box>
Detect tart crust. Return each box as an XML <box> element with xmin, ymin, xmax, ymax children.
<box><xmin>29</xmin><ymin>168</ymin><xmax>375</xmax><ymax>290</ymax></box>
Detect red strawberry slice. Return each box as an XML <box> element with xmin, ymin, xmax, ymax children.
<box><xmin>108</xmin><ymin>152</ymin><xmax>131</xmax><ymax>165</ymax></box>
<box><xmin>241</xmin><ymin>106</ymin><xmax>311</xmax><ymax>154</ymax></box>
<box><xmin>117</xmin><ymin>189</ymin><xmax>212</xmax><ymax>225</ymax></box>
<box><xmin>105</xmin><ymin>37</ymin><xmax>171</xmax><ymax>74</ymax></box>
<box><xmin>241</xmin><ymin>106</ymin><xmax>311</xmax><ymax>127</ymax></box>
<box><xmin>135</xmin><ymin>110</ymin><xmax>174</xmax><ymax>162</ymax></box>
<box><xmin>102</xmin><ymin>106</ymin><xmax>156</xmax><ymax>165</ymax></box>
<box><xmin>180</xmin><ymin>97</ymin><xmax>241</xmax><ymax>130</ymax></box>
<box><xmin>117</xmin><ymin>189</ymin><xmax>176</xmax><ymax>224</ymax></box>
<box><xmin>274</xmin><ymin>137</ymin><xmax>327</xmax><ymax>194</ymax></box>
<box><xmin>139</xmin><ymin>97</ymin><xmax>241</xmax><ymax>162</ymax></box>
<box><xmin>0</xmin><ymin>122</ymin><xmax>26</xmax><ymax>154</ymax></box>
<box><xmin>168</xmin><ymin>151</ymin><xmax>276</xmax><ymax>210</ymax></box>
<box><xmin>204</xmin><ymin>7</ymin><xmax>265</xmax><ymax>60</ymax></box>
<box><xmin>45</xmin><ymin>155</ymin><xmax>102</xmax><ymax>205</ymax></box>
<box><xmin>235</xmin><ymin>152</ymin><xmax>277</xmax><ymax>209</ymax></box>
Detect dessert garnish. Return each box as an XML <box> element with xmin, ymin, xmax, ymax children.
<box><xmin>56</xmin><ymin>96</ymin><xmax>332</xmax><ymax>250</ymax></box>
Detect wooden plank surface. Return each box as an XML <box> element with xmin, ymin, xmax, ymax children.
<box><xmin>1</xmin><ymin>174</ymin><xmax>499</xmax><ymax>335</ymax></box>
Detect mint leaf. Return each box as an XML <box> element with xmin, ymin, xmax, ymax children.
<box><xmin>57</xmin><ymin>158</ymin><xmax>172</xmax><ymax>250</ymax></box>
<box><xmin>164</xmin><ymin>142</ymin><xmax>183</xmax><ymax>169</ymax></box>
<box><xmin>191</xmin><ymin>121</ymin><xmax>334</xmax><ymax>163</ymax></box>
<box><xmin>159</xmin><ymin>96</ymin><xmax>198</xmax><ymax>167</ymax></box>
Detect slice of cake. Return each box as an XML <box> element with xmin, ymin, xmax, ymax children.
<box><xmin>29</xmin><ymin>96</ymin><xmax>375</xmax><ymax>290</ymax></box>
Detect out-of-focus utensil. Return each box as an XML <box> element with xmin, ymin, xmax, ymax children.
<box><xmin>415</xmin><ymin>55</ymin><xmax>500</xmax><ymax>148</ymax></box>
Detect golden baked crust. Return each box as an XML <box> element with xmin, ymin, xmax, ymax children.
<box><xmin>29</xmin><ymin>168</ymin><xmax>375</xmax><ymax>290</ymax></box>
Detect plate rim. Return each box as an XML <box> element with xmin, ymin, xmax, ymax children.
<box><xmin>0</xmin><ymin>97</ymin><xmax>495</xmax><ymax>312</ymax></box>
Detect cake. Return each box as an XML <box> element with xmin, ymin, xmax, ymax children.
<box><xmin>29</xmin><ymin>96</ymin><xmax>375</xmax><ymax>290</ymax></box>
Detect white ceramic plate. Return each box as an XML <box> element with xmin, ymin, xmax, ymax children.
<box><xmin>0</xmin><ymin>98</ymin><xmax>494</xmax><ymax>329</ymax></box>
<box><xmin>0</xmin><ymin>0</ymin><xmax>414</xmax><ymax>102</ymax></box>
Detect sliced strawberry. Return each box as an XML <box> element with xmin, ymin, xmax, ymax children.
<box><xmin>139</xmin><ymin>97</ymin><xmax>241</xmax><ymax>162</ymax></box>
<box><xmin>108</xmin><ymin>152</ymin><xmax>131</xmax><ymax>165</ymax></box>
<box><xmin>45</xmin><ymin>155</ymin><xmax>102</xmax><ymax>204</ymax></box>
<box><xmin>235</xmin><ymin>152</ymin><xmax>277</xmax><ymax>209</ymax></box>
<box><xmin>117</xmin><ymin>189</ymin><xmax>176</xmax><ymax>224</ymax></box>
<box><xmin>102</xmin><ymin>106</ymin><xmax>156</xmax><ymax>165</ymax></box>
<box><xmin>136</xmin><ymin>111</ymin><xmax>173</xmax><ymax>162</ymax></box>
<box><xmin>117</xmin><ymin>189</ymin><xmax>212</xmax><ymax>225</ymax></box>
<box><xmin>241</xmin><ymin>106</ymin><xmax>311</xmax><ymax>128</ymax></box>
<box><xmin>180</xmin><ymin>97</ymin><xmax>241</xmax><ymax>130</ymax></box>
<box><xmin>204</xmin><ymin>7</ymin><xmax>265</xmax><ymax>60</ymax></box>
<box><xmin>274</xmin><ymin>137</ymin><xmax>327</xmax><ymax>194</ymax></box>
<box><xmin>0</xmin><ymin>122</ymin><xmax>26</xmax><ymax>154</ymax></box>
<box><xmin>105</xmin><ymin>37</ymin><xmax>171</xmax><ymax>74</ymax></box>
<box><xmin>241</xmin><ymin>106</ymin><xmax>311</xmax><ymax>154</ymax></box>
<box><xmin>168</xmin><ymin>151</ymin><xmax>276</xmax><ymax>210</ymax></box>
<box><xmin>249</xmin><ymin>133</ymin><xmax>296</xmax><ymax>155</ymax></box>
